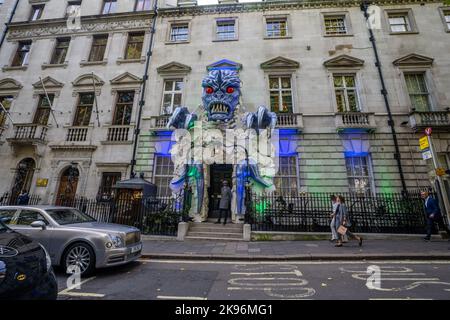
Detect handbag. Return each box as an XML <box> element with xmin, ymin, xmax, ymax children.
<box><xmin>337</xmin><ymin>225</ymin><xmax>348</xmax><ymax>235</ymax></box>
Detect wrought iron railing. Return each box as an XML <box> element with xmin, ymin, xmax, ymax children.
<box><xmin>248</xmin><ymin>191</ymin><xmax>445</xmax><ymax>234</ymax></box>
<box><xmin>55</xmin><ymin>195</ymin><xmax>183</xmax><ymax>236</ymax></box>
<box><xmin>0</xmin><ymin>193</ymin><xmax>41</xmax><ymax>206</ymax></box>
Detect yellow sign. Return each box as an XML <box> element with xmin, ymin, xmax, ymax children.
<box><xmin>419</xmin><ymin>136</ymin><xmax>429</xmax><ymax>150</ymax></box>
<box><xmin>16</xmin><ymin>274</ymin><xmax>26</xmax><ymax>281</ymax></box>
<box><xmin>436</xmin><ymin>168</ymin><xmax>446</xmax><ymax>176</ymax></box>
<box><xmin>36</xmin><ymin>178</ymin><xmax>48</xmax><ymax>187</ymax></box>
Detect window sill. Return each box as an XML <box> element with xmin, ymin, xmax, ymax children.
<box><xmin>116</xmin><ymin>57</ymin><xmax>146</xmax><ymax>65</ymax></box>
<box><xmin>212</xmin><ymin>38</ymin><xmax>239</xmax><ymax>42</ymax></box>
<box><xmin>389</xmin><ymin>31</ymin><xmax>419</xmax><ymax>35</ymax></box>
<box><xmin>263</xmin><ymin>36</ymin><xmax>292</xmax><ymax>40</ymax></box>
<box><xmin>323</xmin><ymin>33</ymin><xmax>353</xmax><ymax>37</ymax></box>
<box><xmin>100</xmin><ymin>140</ymin><xmax>134</xmax><ymax>145</ymax></box>
<box><xmin>80</xmin><ymin>60</ymin><xmax>108</xmax><ymax>67</ymax></box>
<box><xmin>2</xmin><ymin>65</ymin><xmax>27</xmax><ymax>71</ymax></box>
<box><xmin>165</xmin><ymin>40</ymin><xmax>190</xmax><ymax>45</ymax></box>
<box><xmin>41</xmin><ymin>63</ymin><xmax>68</xmax><ymax>69</ymax></box>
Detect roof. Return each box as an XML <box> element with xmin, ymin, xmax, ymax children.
<box><xmin>113</xmin><ymin>176</ymin><xmax>156</xmax><ymax>190</ymax></box>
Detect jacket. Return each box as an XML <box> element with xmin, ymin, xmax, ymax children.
<box><xmin>424</xmin><ymin>197</ymin><xmax>441</xmax><ymax>218</ymax></box>
<box><xmin>219</xmin><ymin>186</ymin><xmax>232</xmax><ymax>210</ymax></box>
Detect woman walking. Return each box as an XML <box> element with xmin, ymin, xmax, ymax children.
<box><xmin>335</xmin><ymin>195</ymin><xmax>363</xmax><ymax>247</ymax></box>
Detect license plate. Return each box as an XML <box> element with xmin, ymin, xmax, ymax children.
<box><xmin>131</xmin><ymin>244</ymin><xmax>142</xmax><ymax>253</ymax></box>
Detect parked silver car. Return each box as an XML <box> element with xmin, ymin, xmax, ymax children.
<box><xmin>0</xmin><ymin>206</ymin><xmax>142</xmax><ymax>276</ymax></box>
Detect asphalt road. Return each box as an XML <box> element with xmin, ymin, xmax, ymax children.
<box><xmin>55</xmin><ymin>259</ymin><xmax>450</xmax><ymax>300</ymax></box>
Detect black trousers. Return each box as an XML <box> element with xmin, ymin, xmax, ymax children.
<box><xmin>217</xmin><ymin>209</ymin><xmax>229</xmax><ymax>223</ymax></box>
<box><xmin>426</xmin><ymin>216</ymin><xmax>450</xmax><ymax>238</ymax></box>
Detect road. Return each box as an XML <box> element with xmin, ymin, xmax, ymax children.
<box><xmin>55</xmin><ymin>259</ymin><xmax>450</xmax><ymax>300</ymax></box>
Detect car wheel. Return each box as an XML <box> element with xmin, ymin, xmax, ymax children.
<box><xmin>63</xmin><ymin>242</ymin><xmax>95</xmax><ymax>277</ymax></box>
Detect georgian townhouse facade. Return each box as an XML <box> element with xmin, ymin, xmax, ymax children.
<box><xmin>135</xmin><ymin>0</ymin><xmax>450</xmax><ymax>218</ymax></box>
<box><xmin>0</xmin><ymin>0</ymin><xmax>449</xmax><ymax>218</ymax></box>
<box><xmin>0</xmin><ymin>0</ymin><xmax>154</xmax><ymax>204</ymax></box>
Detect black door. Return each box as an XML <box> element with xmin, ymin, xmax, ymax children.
<box><xmin>208</xmin><ymin>164</ymin><xmax>233</xmax><ymax>219</ymax></box>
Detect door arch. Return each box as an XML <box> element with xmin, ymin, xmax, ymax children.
<box><xmin>10</xmin><ymin>158</ymin><xmax>36</xmax><ymax>203</ymax></box>
<box><xmin>55</xmin><ymin>165</ymin><xmax>80</xmax><ymax>205</ymax></box>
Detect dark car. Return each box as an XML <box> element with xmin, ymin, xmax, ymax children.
<box><xmin>0</xmin><ymin>220</ymin><xmax>57</xmax><ymax>300</ymax></box>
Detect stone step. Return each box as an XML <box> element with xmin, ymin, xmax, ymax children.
<box><xmin>190</xmin><ymin>223</ymin><xmax>243</xmax><ymax>230</ymax></box>
<box><xmin>185</xmin><ymin>236</ymin><xmax>244</xmax><ymax>242</ymax></box>
<box><xmin>188</xmin><ymin>231</ymin><xmax>244</xmax><ymax>239</ymax></box>
<box><xmin>189</xmin><ymin>226</ymin><xmax>243</xmax><ymax>234</ymax></box>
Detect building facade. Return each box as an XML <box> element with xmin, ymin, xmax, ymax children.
<box><xmin>0</xmin><ymin>0</ymin><xmax>449</xmax><ymax>220</ymax></box>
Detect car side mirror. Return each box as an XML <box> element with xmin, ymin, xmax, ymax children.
<box><xmin>31</xmin><ymin>220</ymin><xmax>46</xmax><ymax>230</ymax></box>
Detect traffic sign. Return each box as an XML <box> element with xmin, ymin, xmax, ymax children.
<box><xmin>419</xmin><ymin>136</ymin><xmax>429</xmax><ymax>150</ymax></box>
<box><xmin>422</xmin><ymin>149</ymin><xmax>432</xmax><ymax>160</ymax></box>
<box><xmin>425</xmin><ymin>127</ymin><xmax>432</xmax><ymax>136</ymax></box>
<box><xmin>436</xmin><ymin>168</ymin><xmax>446</xmax><ymax>176</ymax></box>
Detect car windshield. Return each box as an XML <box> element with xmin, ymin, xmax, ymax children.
<box><xmin>46</xmin><ymin>208</ymin><xmax>96</xmax><ymax>225</ymax></box>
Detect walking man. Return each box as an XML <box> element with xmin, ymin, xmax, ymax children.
<box><xmin>421</xmin><ymin>191</ymin><xmax>446</xmax><ymax>241</ymax></box>
<box><xmin>216</xmin><ymin>180</ymin><xmax>232</xmax><ymax>225</ymax></box>
<box><xmin>16</xmin><ymin>190</ymin><xmax>30</xmax><ymax>205</ymax></box>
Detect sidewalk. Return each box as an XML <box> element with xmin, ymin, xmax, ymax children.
<box><xmin>141</xmin><ymin>238</ymin><xmax>450</xmax><ymax>261</ymax></box>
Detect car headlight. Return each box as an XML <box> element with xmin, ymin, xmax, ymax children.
<box><xmin>39</xmin><ymin>244</ymin><xmax>52</xmax><ymax>272</ymax></box>
<box><xmin>108</xmin><ymin>234</ymin><xmax>124</xmax><ymax>248</ymax></box>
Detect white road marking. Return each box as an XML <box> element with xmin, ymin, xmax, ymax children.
<box><xmin>230</xmin><ymin>270</ymin><xmax>303</xmax><ymax>276</ymax></box>
<box><xmin>58</xmin><ymin>276</ymin><xmax>105</xmax><ymax>298</ymax></box>
<box><xmin>139</xmin><ymin>259</ymin><xmax>450</xmax><ymax>265</ymax></box>
<box><xmin>157</xmin><ymin>295</ymin><xmax>207</xmax><ymax>300</ymax></box>
<box><xmin>369</xmin><ymin>298</ymin><xmax>433</xmax><ymax>300</ymax></box>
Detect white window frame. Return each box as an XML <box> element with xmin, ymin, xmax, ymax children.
<box><xmin>322</xmin><ymin>12</ymin><xmax>353</xmax><ymax>37</ymax></box>
<box><xmin>152</xmin><ymin>154</ymin><xmax>174</xmax><ymax>197</ymax></box>
<box><xmin>168</xmin><ymin>22</ymin><xmax>190</xmax><ymax>43</ymax></box>
<box><xmin>332</xmin><ymin>74</ymin><xmax>362</xmax><ymax>113</ymax></box>
<box><xmin>345</xmin><ymin>155</ymin><xmax>375</xmax><ymax>195</ymax></box>
<box><xmin>403</xmin><ymin>72</ymin><xmax>433</xmax><ymax>112</ymax></box>
<box><xmin>439</xmin><ymin>7</ymin><xmax>450</xmax><ymax>33</ymax></box>
<box><xmin>268</xmin><ymin>75</ymin><xmax>294</xmax><ymax>113</ymax></box>
<box><xmin>274</xmin><ymin>155</ymin><xmax>299</xmax><ymax>196</ymax></box>
<box><xmin>102</xmin><ymin>0</ymin><xmax>117</xmax><ymax>14</ymax></box>
<box><xmin>161</xmin><ymin>78</ymin><xmax>184</xmax><ymax>115</ymax></box>
<box><xmin>385</xmin><ymin>9</ymin><xmax>418</xmax><ymax>34</ymax></box>
<box><xmin>214</xmin><ymin>18</ymin><xmax>238</xmax><ymax>41</ymax></box>
<box><xmin>264</xmin><ymin>16</ymin><xmax>289</xmax><ymax>38</ymax></box>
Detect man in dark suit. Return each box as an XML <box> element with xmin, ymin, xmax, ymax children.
<box><xmin>215</xmin><ymin>180</ymin><xmax>232</xmax><ymax>225</ymax></box>
<box><xmin>421</xmin><ymin>191</ymin><xmax>443</xmax><ymax>241</ymax></box>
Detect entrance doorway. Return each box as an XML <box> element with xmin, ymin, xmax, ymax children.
<box><xmin>10</xmin><ymin>158</ymin><xmax>35</xmax><ymax>204</ymax></box>
<box><xmin>55</xmin><ymin>166</ymin><xmax>80</xmax><ymax>205</ymax></box>
<box><xmin>208</xmin><ymin>164</ymin><xmax>233</xmax><ymax>219</ymax></box>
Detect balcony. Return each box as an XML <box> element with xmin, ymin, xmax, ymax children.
<box><xmin>409</xmin><ymin>110</ymin><xmax>450</xmax><ymax>132</ymax></box>
<box><xmin>335</xmin><ymin>112</ymin><xmax>376</xmax><ymax>133</ymax></box>
<box><xmin>149</xmin><ymin>115</ymin><xmax>171</xmax><ymax>131</ymax></box>
<box><xmin>102</xmin><ymin>125</ymin><xmax>134</xmax><ymax>144</ymax></box>
<box><xmin>49</xmin><ymin>126</ymin><xmax>97</xmax><ymax>151</ymax></box>
<box><xmin>7</xmin><ymin>123</ymin><xmax>49</xmax><ymax>145</ymax></box>
<box><xmin>275</xmin><ymin>113</ymin><xmax>303</xmax><ymax>130</ymax></box>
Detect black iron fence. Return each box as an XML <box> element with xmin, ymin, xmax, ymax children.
<box><xmin>0</xmin><ymin>193</ymin><xmax>41</xmax><ymax>206</ymax></box>
<box><xmin>247</xmin><ymin>191</ymin><xmax>447</xmax><ymax>234</ymax></box>
<box><xmin>56</xmin><ymin>195</ymin><xmax>185</xmax><ymax>236</ymax></box>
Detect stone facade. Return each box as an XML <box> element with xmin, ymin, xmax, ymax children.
<box><xmin>0</xmin><ymin>0</ymin><xmax>449</xmax><ymax>217</ymax></box>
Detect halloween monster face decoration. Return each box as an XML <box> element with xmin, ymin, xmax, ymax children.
<box><xmin>202</xmin><ymin>70</ymin><xmax>241</xmax><ymax>122</ymax></box>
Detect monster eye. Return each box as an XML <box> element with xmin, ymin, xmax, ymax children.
<box><xmin>205</xmin><ymin>87</ymin><xmax>214</xmax><ymax>94</ymax></box>
<box><xmin>226</xmin><ymin>87</ymin><xmax>234</xmax><ymax>94</ymax></box>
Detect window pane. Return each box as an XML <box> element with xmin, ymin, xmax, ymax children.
<box><xmin>174</xmin><ymin>80</ymin><xmax>184</xmax><ymax>91</ymax></box>
<box><xmin>281</xmin><ymin>77</ymin><xmax>291</xmax><ymax>89</ymax></box>
<box><xmin>347</xmin><ymin>90</ymin><xmax>359</xmax><ymax>112</ymax></box>
<box><xmin>344</xmin><ymin>75</ymin><xmax>355</xmax><ymax>87</ymax></box>
<box><xmin>269</xmin><ymin>77</ymin><xmax>279</xmax><ymax>89</ymax></box>
<box><xmin>333</xmin><ymin>75</ymin><xmax>343</xmax><ymax>87</ymax></box>
<box><xmin>335</xmin><ymin>91</ymin><xmax>345</xmax><ymax>112</ymax></box>
<box><xmin>173</xmin><ymin>94</ymin><xmax>182</xmax><ymax>107</ymax></box>
<box><xmin>164</xmin><ymin>80</ymin><xmax>174</xmax><ymax>91</ymax></box>
<box><xmin>281</xmin><ymin>94</ymin><xmax>292</xmax><ymax>113</ymax></box>
<box><xmin>270</xmin><ymin>93</ymin><xmax>280</xmax><ymax>112</ymax></box>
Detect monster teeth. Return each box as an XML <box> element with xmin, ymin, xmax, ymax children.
<box><xmin>211</xmin><ymin>103</ymin><xmax>229</xmax><ymax>113</ymax></box>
